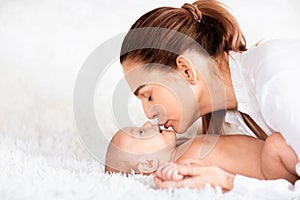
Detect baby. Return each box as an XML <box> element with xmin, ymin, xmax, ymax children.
<box><xmin>105</xmin><ymin>122</ymin><xmax>299</xmax><ymax>184</ymax></box>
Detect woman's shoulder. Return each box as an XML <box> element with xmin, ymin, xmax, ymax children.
<box><xmin>245</xmin><ymin>38</ymin><xmax>300</xmax><ymax>59</ymax></box>
<box><xmin>239</xmin><ymin>38</ymin><xmax>300</xmax><ymax>76</ymax></box>
<box><xmin>251</xmin><ymin>38</ymin><xmax>300</xmax><ymax>48</ymax></box>
<box><xmin>229</xmin><ymin>38</ymin><xmax>300</xmax><ymax>64</ymax></box>
<box><xmin>246</xmin><ymin>38</ymin><xmax>300</xmax><ymax>53</ymax></box>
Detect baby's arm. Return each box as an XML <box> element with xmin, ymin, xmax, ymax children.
<box><xmin>261</xmin><ymin>132</ymin><xmax>299</xmax><ymax>183</ymax></box>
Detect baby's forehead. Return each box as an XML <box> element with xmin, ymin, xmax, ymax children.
<box><xmin>112</xmin><ymin>128</ymin><xmax>131</xmax><ymax>140</ymax></box>
<box><xmin>115</xmin><ymin>127</ymin><xmax>137</xmax><ymax>137</ymax></box>
<box><xmin>111</xmin><ymin>127</ymin><xmax>139</xmax><ymax>145</ymax></box>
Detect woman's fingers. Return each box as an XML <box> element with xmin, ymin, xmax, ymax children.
<box><xmin>175</xmin><ymin>164</ymin><xmax>206</xmax><ymax>176</ymax></box>
<box><xmin>154</xmin><ymin>176</ymin><xmax>186</xmax><ymax>189</ymax></box>
<box><xmin>154</xmin><ymin>165</ymin><xmax>235</xmax><ymax>191</ymax></box>
<box><xmin>154</xmin><ymin>175</ymin><xmax>203</xmax><ymax>189</ymax></box>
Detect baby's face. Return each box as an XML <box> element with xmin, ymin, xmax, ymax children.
<box><xmin>113</xmin><ymin>122</ymin><xmax>176</xmax><ymax>154</ymax></box>
<box><xmin>105</xmin><ymin>122</ymin><xmax>176</xmax><ymax>174</ymax></box>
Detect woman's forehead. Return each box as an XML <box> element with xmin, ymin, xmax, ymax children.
<box><xmin>122</xmin><ymin>60</ymin><xmax>141</xmax><ymax>73</ymax></box>
<box><xmin>123</xmin><ymin>65</ymin><xmax>183</xmax><ymax>93</ymax></box>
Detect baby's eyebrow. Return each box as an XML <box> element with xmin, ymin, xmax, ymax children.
<box><xmin>134</xmin><ymin>84</ymin><xmax>146</xmax><ymax>96</ymax></box>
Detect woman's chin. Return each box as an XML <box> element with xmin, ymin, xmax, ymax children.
<box><xmin>172</xmin><ymin>124</ymin><xmax>188</xmax><ymax>134</ymax></box>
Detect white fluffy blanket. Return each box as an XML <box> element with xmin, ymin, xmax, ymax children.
<box><xmin>0</xmin><ymin>132</ymin><xmax>272</xmax><ymax>200</ymax></box>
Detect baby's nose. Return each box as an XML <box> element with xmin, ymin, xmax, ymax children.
<box><xmin>142</xmin><ymin>121</ymin><xmax>153</xmax><ymax>128</ymax></box>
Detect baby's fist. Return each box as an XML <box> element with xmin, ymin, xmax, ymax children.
<box><xmin>156</xmin><ymin>162</ymin><xmax>184</xmax><ymax>181</ymax></box>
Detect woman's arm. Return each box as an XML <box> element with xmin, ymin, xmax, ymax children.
<box><xmin>258</xmin><ymin>71</ymin><xmax>300</xmax><ymax>157</ymax></box>
<box><xmin>154</xmin><ymin>164</ymin><xmax>300</xmax><ymax>198</ymax></box>
<box><xmin>154</xmin><ymin>162</ymin><xmax>234</xmax><ymax>191</ymax></box>
<box><xmin>253</xmin><ymin>40</ymin><xmax>300</xmax><ymax>157</ymax></box>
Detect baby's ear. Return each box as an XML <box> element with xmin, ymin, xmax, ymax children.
<box><xmin>137</xmin><ymin>158</ymin><xmax>159</xmax><ymax>174</ymax></box>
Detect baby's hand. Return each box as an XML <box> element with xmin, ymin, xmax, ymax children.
<box><xmin>155</xmin><ymin>162</ymin><xmax>184</xmax><ymax>181</ymax></box>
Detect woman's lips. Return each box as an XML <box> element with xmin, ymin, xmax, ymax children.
<box><xmin>164</xmin><ymin>121</ymin><xmax>170</xmax><ymax>129</ymax></box>
<box><xmin>158</xmin><ymin>120</ymin><xmax>171</xmax><ymax>132</ymax></box>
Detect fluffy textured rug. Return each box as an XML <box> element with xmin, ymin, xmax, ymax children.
<box><xmin>0</xmin><ymin>132</ymin><xmax>274</xmax><ymax>200</ymax></box>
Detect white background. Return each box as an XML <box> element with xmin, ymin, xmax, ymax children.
<box><xmin>0</xmin><ymin>0</ymin><xmax>299</xmax><ymax>139</ymax></box>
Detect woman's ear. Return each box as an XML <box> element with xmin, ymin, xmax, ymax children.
<box><xmin>137</xmin><ymin>158</ymin><xmax>159</xmax><ymax>174</ymax></box>
<box><xmin>176</xmin><ymin>55</ymin><xmax>197</xmax><ymax>84</ymax></box>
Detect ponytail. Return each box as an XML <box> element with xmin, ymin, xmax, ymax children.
<box><xmin>121</xmin><ymin>0</ymin><xmax>247</xmax><ymax>65</ymax></box>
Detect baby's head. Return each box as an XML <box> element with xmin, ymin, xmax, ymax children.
<box><xmin>105</xmin><ymin>122</ymin><xmax>176</xmax><ymax>175</ymax></box>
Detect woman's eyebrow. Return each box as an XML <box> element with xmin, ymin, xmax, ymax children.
<box><xmin>134</xmin><ymin>84</ymin><xmax>146</xmax><ymax>96</ymax></box>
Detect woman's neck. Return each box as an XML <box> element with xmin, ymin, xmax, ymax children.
<box><xmin>219</xmin><ymin>54</ymin><xmax>238</xmax><ymax>110</ymax></box>
<box><xmin>197</xmin><ymin>53</ymin><xmax>238</xmax><ymax>115</ymax></box>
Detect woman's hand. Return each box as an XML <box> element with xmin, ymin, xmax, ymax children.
<box><xmin>154</xmin><ymin>159</ymin><xmax>235</xmax><ymax>191</ymax></box>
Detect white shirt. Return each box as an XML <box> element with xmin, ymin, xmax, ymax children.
<box><xmin>226</xmin><ymin>39</ymin><xmax>300</xmax><ymax>198</ymax></box>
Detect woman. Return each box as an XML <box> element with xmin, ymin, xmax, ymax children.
<box><xmin>119</xmin><ymin>0</ymin><xmax>300</xmax><ymax>195</ymax></box>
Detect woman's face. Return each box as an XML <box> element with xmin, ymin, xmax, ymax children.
<box><xmin>123</xmin><ymin>60</ymin><xmax>200</xmax><ymax>133</ymax></box>
<box><xmin>135</xmin><ymin>83</ymin><xmax>183</xmax><ymax>132</ymax></box>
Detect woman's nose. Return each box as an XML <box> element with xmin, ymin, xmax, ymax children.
<box><xmin>142</xmin><ymin>103</ymin><xmax>157</xmax><ymax>119</ymax></box>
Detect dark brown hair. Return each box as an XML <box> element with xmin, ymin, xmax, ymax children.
<box><xmin>120</xmin><ymin>0</ymin><xmax>247</xmax><ymax>135</ymax></box>
<box><xmin>121</xmin><ymin>0</ymin><xmax>246</xmax><ymax>64</ymax></box>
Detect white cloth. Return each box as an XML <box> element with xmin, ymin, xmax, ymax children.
<box><xmin>233</xmin><ymin>175</ymin><xmax>300</xmax><ymax>199</ymax></box>
<box><xmin>227</xmin><ymin>39</ymin><xmax>300</xmax><ymax>197</ymax></box>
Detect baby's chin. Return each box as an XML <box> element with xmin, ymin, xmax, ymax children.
<box><xmin>161</xmin><ymin>129</ymin><xmax>176</xmax><ymax>140</ymax></box>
